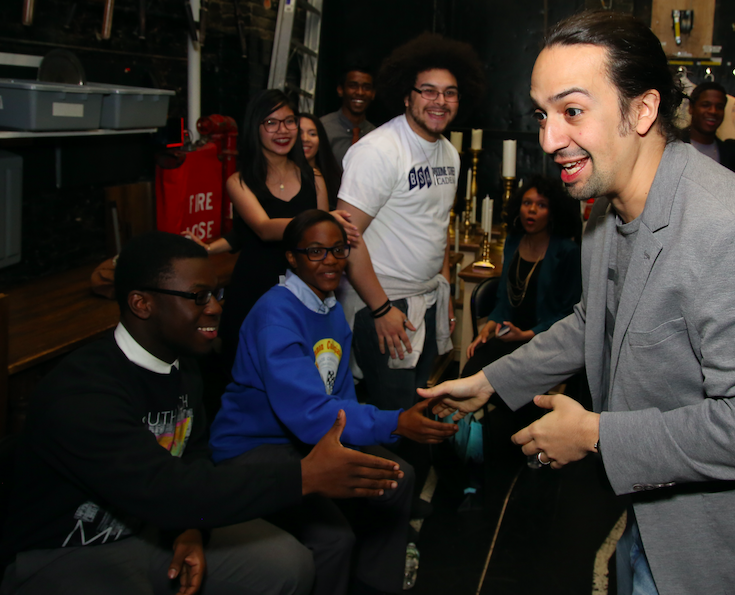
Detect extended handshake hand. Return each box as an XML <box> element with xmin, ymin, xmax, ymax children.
<box><xmin>418</xmin><ymin>373</ymin><xmax>601</xmax><ymax>470</ymax></box>
<box><xmin>301</xmin><ymin>410</ymin><xmax>404</xmax><ymax>498</ymax></box>
<box><xmin>416</xmin><ymin>371</ymin><xmax>495</xmax><ymax>422</ymax></box>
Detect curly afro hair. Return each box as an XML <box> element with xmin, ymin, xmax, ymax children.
<box><xmin>505</xmin><ymin>175</ymin><xmax>582</xmax><ymax>241</ymax></box>
<box><xmin>376</xmin><ymin>33</ymin><xmax>486</xmax><ymax>121</ymax></box>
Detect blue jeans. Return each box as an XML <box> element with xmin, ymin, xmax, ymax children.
<box><xmin>616</xmin><ymin>510</ymin><xmax>659</xmax><ymax>595</ymax></box>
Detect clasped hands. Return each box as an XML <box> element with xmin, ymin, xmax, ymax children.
<box><xmin>417</xmin><ymin>372</ymin><xmax>600</xmax><ymax>469</ymax></box>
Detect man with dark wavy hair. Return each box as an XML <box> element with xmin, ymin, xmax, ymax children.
<box><xmin>421</xmin><ymin>11</ymin><xmax>735</xmax><ymax>595</ymax></box>
<box><xmin>335</xmin><ymin>33</ymin><xmax>484</xmax><ymax>506</ymax></box>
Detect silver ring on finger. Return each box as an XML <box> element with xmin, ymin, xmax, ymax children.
<box><xmin>537</xmin><ymin>452</ymin><xmax>551</xmax><ymax>466</ymax></box>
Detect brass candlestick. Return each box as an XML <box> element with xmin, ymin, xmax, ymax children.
<box><xmin>500</xmin><ymin>176</ymin><xmax>516</xmax><ymax>227</ymax></box>
<box><xmin>469</xmin><ymin>148</ymin><xmax>481</xmax><ymax>205</ymax></box>
<box><xmin>463</xmin><ymin>209</ymin><xmax>472</xmax><ymax>242</ymax></box>
<box><xmin>473</xmin><ymin>231</ymin><xmax>495</xmax><ymax>269</ymax></box>
<box><xmin>501</xmin><ymin>176</ymin><xmax>516</xmax><ymax>213</ymax></box>
<box><xmin>450</xmin><ymin>149</ymin><xmax>463</xmax><ymax>227</ymax></box>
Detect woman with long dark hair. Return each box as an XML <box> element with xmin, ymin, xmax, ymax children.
<box><xmin>207</xmin><ymin>90</ymin><xmax>357</xmax><ymax>367</ymax></box>
<box><xmin>299</xmin><ymin>113</ymin><xmax>343</xmax><ymax>209</ymax></box>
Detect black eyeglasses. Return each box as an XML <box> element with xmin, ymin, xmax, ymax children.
<box><xmin>261</xmin><ymin>116</ymin><xmax>298</xmax><ymax>133</ymax></box>
<box><xmin>141</xmin><ymin>287</ymin><xmax>225</xmax><ymax>305</ymax></box>
<box><xmin>411</xmin><ymin>87</ymin><xmax>460</xmax><ymax>102</ymax></box>
<box><xmin>293</xmin><ymin>245</ymin><xmax>351</xmax><ymax>261</ymax></box>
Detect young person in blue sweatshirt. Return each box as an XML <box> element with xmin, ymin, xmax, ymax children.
<box><xmin>209</xmin><ymin>210</ymin><xmax>457</xmax><ymax>595</ymax></box>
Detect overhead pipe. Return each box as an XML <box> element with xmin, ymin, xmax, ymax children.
<box><xmin>187</xmin><ymin>0</ymin><xmax>201</xmax><ymax>142</ymax></box>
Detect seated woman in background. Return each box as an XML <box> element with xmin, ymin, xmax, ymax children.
<box><xmin>462</xmin><ymin>174</ymin><xmax>582</xmax><ymax>378</ymax></box>
<box><xmin>209</xmin><ymin>210</ymin><xmax>456</xmax><ymax>595</ymax></box>
<box><xmin>299</xmin><ymin>113</ymin><xmax>342</xmax><ymax>210</ymax></box>
<box><xmin>185</xmin><ymin>90</ymin><xmax>358</xmax><ymax>369</ymax></box>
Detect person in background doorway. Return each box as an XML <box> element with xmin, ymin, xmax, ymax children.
<box><xmin>321</xmin><ymin>61</ymin><xmax>377</xmax><ymax>167</ymax></box>
<box><xmin>680</xmin><ymin>81</ymin><xmax>735</xmax><ymax>171</ymax></box>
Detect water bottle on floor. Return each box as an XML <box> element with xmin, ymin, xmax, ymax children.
<box><xmin>403</xmin><ymin>542</ymin><xmax>420</xmax><ymax>590</ymax></box>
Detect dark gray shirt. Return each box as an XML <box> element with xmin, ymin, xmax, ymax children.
<box><xmin>320</xmin><ymin>110</ymin><xmax>375</xmax><ymax>168</ymax></box>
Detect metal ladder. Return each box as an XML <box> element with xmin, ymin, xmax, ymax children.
<box><xmin>267</xmin><ymin>0</ymin><xmax>323</xmax><ymax>113</ymax></box>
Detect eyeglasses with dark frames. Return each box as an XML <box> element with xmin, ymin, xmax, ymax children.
<box><xmin>411</xmin><ymin>87</ymin><xmax>460</xmax><ymax>102</ymax></box>
<box><xmin>141</xmin><ymin>287</ymin><xmax>225</xmax><ymax>306</ymax></box>
<box><xmin>293</xmin><ymin>245</ymin><xmax>351</xmax><ymax>261</ymax></box>
<box><xmin>261</xmin><ymin>116</ymin><xmax>299</xmax><ymax>133</ymax></box>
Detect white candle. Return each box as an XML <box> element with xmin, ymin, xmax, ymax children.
<box><xmin>471</xmin><ymin>195</ymin><xmax>476</xmax><ymax>224</ymax></box>
<box><xmin>454</xmin><ymin>263</ymin><xmax>461</xmax><ymax>300</ymax></box>
<box><xmin>502</xmin><ymin>139</ymin><xmax>517</xmax><ymax>177</ymax></box>
<box><xmin>471</xmin><ymin>128</ymin><xmax>483</xmax><ymax>150</ymax></box>
<box><xmin>465</xmin><ymin>167</ymin><xmax>472</xmax><ymax>201</ymax></box>
<box><xmin>487</xmin><ymin>196</ymin><xmax>494</xmax><ymax>236</ymax></box>
<box><xmin>450</xmin><ymin>131</ymin><xmax>463</xmax><ymax>153</ymax></box>
<box><xmin>454</xmin><ymin>216</ymin><xmax>459</xmax><ymax>252</ymax></box>
<box><xmin>480</xmin><ymin>197</ymin><xmax>486</xmax><ymax>232</ymax></box>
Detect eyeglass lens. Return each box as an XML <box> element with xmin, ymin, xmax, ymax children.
<box><xmin>414</xmin><ymin>88</ymin><xmax>460</xmax><ymax>102</ymax></box>
<box><xmin>302</xmin><ymin>245</ymin><xmax>351</xmax><ymax>261</ymax></box>
<box><xmin>195</xmin><ymin>288</ymin><xmax>225</xmax><ymax>305</ymax></box>
<box><xmin>262</xmin><ymin>116</ymin><xmax>298</xmax><ymax>132</ymax></box>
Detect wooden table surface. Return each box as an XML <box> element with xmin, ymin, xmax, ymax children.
<box><xmin>7</xmin><ymin>252</ymin><xmax>239</xmax><ymax>376</ymax></box>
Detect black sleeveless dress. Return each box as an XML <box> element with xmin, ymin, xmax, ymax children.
<box><xmin>218</xmin><ymin>177</ymin><xmax>318</xmax><ymax>368</ymax></box>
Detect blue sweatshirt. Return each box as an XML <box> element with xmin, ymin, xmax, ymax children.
<box><xmin>209</xmin><ymin>279</ymin><xmax>401</xmax><ymax>463</ymax></box>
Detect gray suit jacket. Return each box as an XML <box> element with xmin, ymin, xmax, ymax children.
<box><xmin>486</xmin><ymin>142</ymin><xmax>735</xmax><ymax>594</ymax></box>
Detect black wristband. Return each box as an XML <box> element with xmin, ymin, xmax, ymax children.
<box><xmin>371</xmin><ymin>299</ymin><xmax>392</xmax><ymax>319</ymax></box>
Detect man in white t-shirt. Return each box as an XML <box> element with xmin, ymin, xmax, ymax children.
<box><xmin>336</xmin><ymin>32</ymin><xmax>485</xmax><ymax>415</ymax></box>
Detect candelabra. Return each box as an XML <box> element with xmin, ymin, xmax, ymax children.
<box><xmin>473</xmin><ymin>231</ymin><xmax>495</xmax><ymax>269</ymax></box>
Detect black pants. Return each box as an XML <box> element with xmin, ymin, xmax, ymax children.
<box><xmin>222</xmin><ymin>443</ymin><xmax>414</xmax><ymax>595</ymax></box>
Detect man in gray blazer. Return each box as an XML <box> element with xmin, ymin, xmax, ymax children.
<box><xmin>420</xmin><ymin>11</ymin><xmax>735</xmax><ymax>595</ymax></box>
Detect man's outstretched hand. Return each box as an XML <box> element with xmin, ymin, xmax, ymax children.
<box><xmin>417</xmin><ymin>371</ymin><xmax>495</xmax><ymax>422</ymax></box>
<box><xmin>301</xmin><ymin>410</ymin><xmax>403</xmax><ymax>498</ymax></box>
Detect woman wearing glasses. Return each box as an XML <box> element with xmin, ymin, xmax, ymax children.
<box><xmin>209</xmin><ymin>210</ymin><xmax>456</xmax><ymax>595</ymax></box>
<box><xmin>204</xmin><ymin>90</ymin><xmax>358</xmax><ymax>369</ymax></box>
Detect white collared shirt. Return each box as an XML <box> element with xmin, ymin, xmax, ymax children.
<box><xmin>114</xmin><ymin>323</ymin><xmax>180</xmax><ymax>374</ymax></box>
<box><xmin>279</xmin><ymin>270</ymin><xmax>337</xmax><ymax>315</ymax></box>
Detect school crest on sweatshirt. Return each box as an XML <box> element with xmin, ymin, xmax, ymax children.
<box><xmin>313</xmin><ymin>338</ymin><xmax>342</xmax><ymax>395</ymax></box>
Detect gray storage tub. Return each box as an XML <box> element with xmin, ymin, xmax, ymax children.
<box><xmin>0</xmin><ymin>79</ymin><xmax>102</xmax><ymax>131</ymax></box>
<box><xmin>87</xmin><ymin>83</ymin><xmax>175</xmax><ymax>129</ymax></box>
